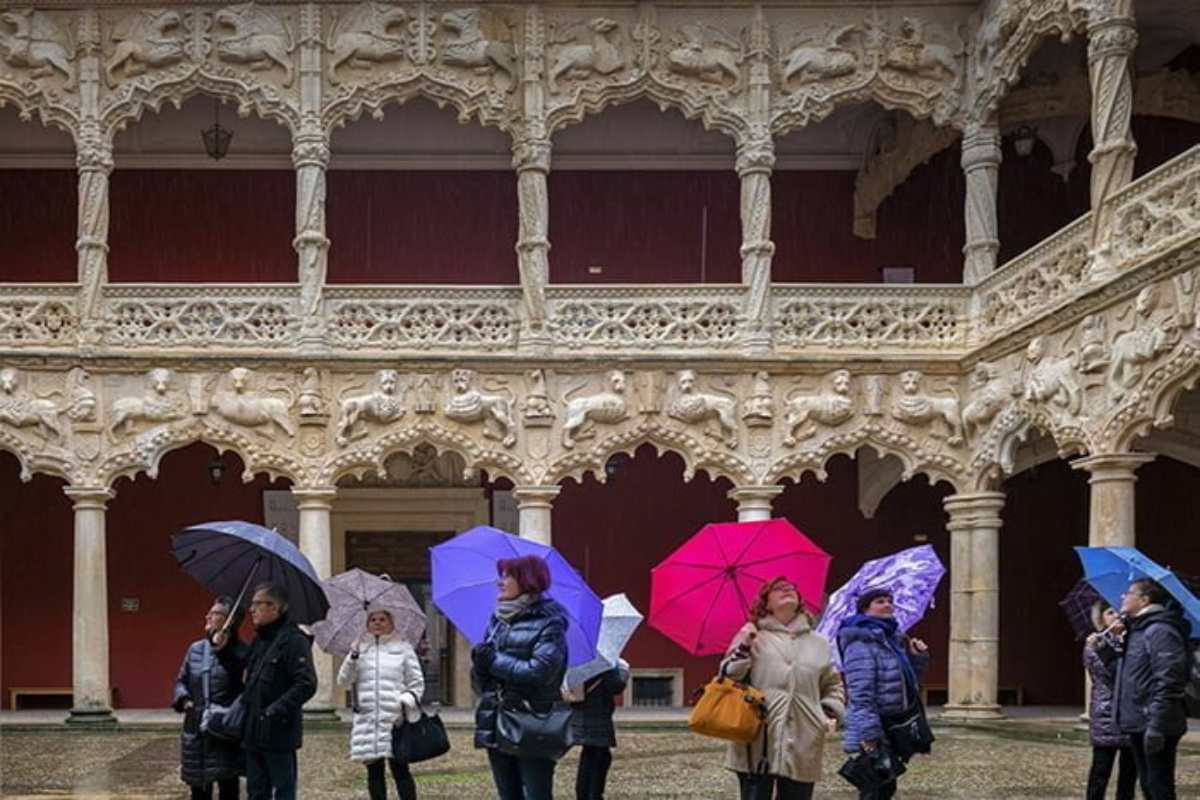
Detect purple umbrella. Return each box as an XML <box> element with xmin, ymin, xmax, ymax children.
<box><xmin>1058</xmin><ymin>578</ymin><xmax>1105</xmax><ymax>641</ymax></box>
<box><xmin>430</xmin><ymin>525</ymin><xmax>602</xmax><ymax>667</ymax></box>
<box><xmin>815</xmin><ymin>544</ymin><xmax>946</xmax><ymax>670</ymax></box>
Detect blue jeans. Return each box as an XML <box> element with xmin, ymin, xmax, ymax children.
<box><xmin>487</xmin><ymin>749</ymin><xmax>555</xmax><ymax>800</ymax></box>
<box><xmin>245</xmin><ymin>749</ymin><xmax>296</xmax><ymax>800</ymax></box>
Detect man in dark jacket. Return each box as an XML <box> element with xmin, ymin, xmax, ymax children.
<box><xmin>1103</xmin><ymin>578</ymin><xmax>1190</xmax><ymax>800</ymax></box>
<box><xmin>237</xmin><ymin>582</ymin><xmax>318</xmax><ymax>800</ymax></box>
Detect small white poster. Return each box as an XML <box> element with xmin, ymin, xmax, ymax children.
<box><xmin>492</xmin><ymin>489</ymin><xmax>518</xmax><ymax>534</ymax></box>
<box><xmin>263</xmin><ymin>490</ymin><xmax>299</xmax><ymax>544</ymax></box>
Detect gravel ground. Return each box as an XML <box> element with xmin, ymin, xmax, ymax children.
<box><xmin>2</xmin><ymin>727</ymin><xmax>1198</xmax><ymax>798</ymax></box>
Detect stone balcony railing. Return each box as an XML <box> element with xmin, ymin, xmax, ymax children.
<box><xmin>1</xmin><ymin>144</ymin><xmax>1198</xmax><ymax>363</ymax></box>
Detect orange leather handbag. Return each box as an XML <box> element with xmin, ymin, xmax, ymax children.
<box><xmin>687</xmin><ymin>675</ymin><xmax>767</xmax><ymax>744</ymax></box>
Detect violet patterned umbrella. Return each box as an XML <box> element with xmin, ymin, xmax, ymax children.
<box><xmin>815</xmin><ymin>544</ymin><xmax>946</xmax><ymax>670</ymax></box>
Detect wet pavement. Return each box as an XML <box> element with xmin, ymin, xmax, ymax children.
<box><xmin>3</xmin><ymin>726</ymin><xmax>1199</xmax><ymax>798</ymax></box>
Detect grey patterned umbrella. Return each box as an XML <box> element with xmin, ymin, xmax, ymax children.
<box><xmin>311</xmin><ymin>569</ymin><xmax>427</xmax><ymax>656</ymax></box>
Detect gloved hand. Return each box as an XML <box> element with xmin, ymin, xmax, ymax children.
<box><xmin>472</xmin><ymin>642</ymin><xmax>496</xmax><ymax>670</ymax></box>
<box><xmin>264</xmin><ymin>703</ymin><xmax>286</xmax><ymax>720</ymax></box>
<box><xmin>1144</xmin><ymin>731</ymin><xmax>1165</xmax><ymax>755</ymax></box>
<box><xmin>172</xmin><ymin>695</ymin><xmax>193</xmax><ymax>713</ymax></box>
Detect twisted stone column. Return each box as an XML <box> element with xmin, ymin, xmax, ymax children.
<box><xmin>728</xmin><ymin>485</ymin><xmax>782</xmax><ymax>522</ymax></box>
<box><xmin>64</xmin><ymin>486</ymin><xmax>116</xmax><ymax>724</ymax></box>
<box><xmin>293</xmin><ymin>131</ymin><xmax>330</xmax><ymax>350</ymax></box>
<box><xmin>961</xmin><ymin>122</ymin><xmax>1002</xmax><ymax>285</ymax></box>
<box><xmin>76</xmin><ymin>127</ymin><xmax>113</xmax><ymax>346</ymax></box>
<box><xmin>943</xmin><ymin>491</ymin><xmax>1005</xmax><ymax>719</ymax></box>
<box><xmin>294</xmin><ymin>486</ymin><xmax>337</xmax><ymax>717</ymax></box>
<box><xmin>513</xmin><ymin>484</ymin><xmax>560</xmax><ymax>545</ymax></box>
<box><xmin>737</xmin><ymin>138</ymin><xmax>775</xmax><ymax>353</ymax></box>
<box><xmin>513</xmin><ymin>138</ymin><xmax>552</xmax><ymax>351</ymax></box>
<box><xmin>1086</xmin><ymin>3</ymin><xmax>1138</xmax><ymax>282</ymax></box>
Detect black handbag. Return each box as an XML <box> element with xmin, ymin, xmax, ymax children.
<box><xmin>199</xmin><ymin>640</ymin><xmax>246</xmax><ymax>744</ymax></box>
<box><xmin>881</xmin><ymin>701</ymin><xmax>935</xmax><ymax>761</ymax></box>
<box><xmin>838</xmin><ymin>745</ymin><xmax>907</xmax><ymax>791</ymax></box>
<box><xmin>495</xmin><ymin>698</ymin><xmax>574</xmax><ymax>761</ymax></box>
<box><xmin>391</xmin><ymin>696</ymin><xmax>451</xmax><ymax>764</ymax></box>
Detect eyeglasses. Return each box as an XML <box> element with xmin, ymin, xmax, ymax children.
<box><xmin>249</xmin><ymin>600</ymin><xmax>277</xmax><ymax>608</ymax></box>
<box><xmin>1120</xmin><ymin>591</ymin><xmax>1147</xmax><ymax>598</ymax></box>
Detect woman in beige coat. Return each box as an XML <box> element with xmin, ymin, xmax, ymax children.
<box><xmin>721</xmin><ymin>576</ymin><xmax>845</xmax><ymax>800</ymax></box>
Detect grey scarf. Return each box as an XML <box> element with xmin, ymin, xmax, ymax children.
<box><xmin>495</xmin><ymin>593</ymin><xmax>538</xmax><ymax>624</ymax></box>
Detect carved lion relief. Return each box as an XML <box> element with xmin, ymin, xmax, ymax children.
<box><xmin>209</xmin><ymin>367</ymin><xmax>296</xmax><ymax>437</ymax></box>
<box><xmin>443</xmin><ymin>368</ymin><xmax>517</xmax><ymax>448</ymax></box>
<box><xmin>666</xmin><ymin>369</ymin><xmax>739</xmax><ymax>448</ymax></box>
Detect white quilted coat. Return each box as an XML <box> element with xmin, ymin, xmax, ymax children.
<box><xmin>336</xmin><ymin>633</ymin><xmax>426</xmax><ymax>762</ymax></box>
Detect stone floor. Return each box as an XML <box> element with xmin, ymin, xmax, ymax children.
<box><xmin>3</xmin><ymin>726</ymin><xmax>1198</xmax><ymax>799</ymax></box>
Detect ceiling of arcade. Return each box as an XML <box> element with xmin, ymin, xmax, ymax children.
<box><xmin>0</xmin><ymin>0</ymin><xmax>1199</xmax><ymax>494</ymax></box>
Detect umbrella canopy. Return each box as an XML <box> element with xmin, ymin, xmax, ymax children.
<box><xmin>311</xmin><ymin>569</ymin><xmax>428</xmax><ymax>657</ymax></box>
<box><xmin>1058</xmin><ymin>578</ymin><xmax>1106</xmax><ymax>641</ymax></box>
<box><xmin>815</xmin><ymin>544</ymin><xmax>945</xmax><ymax>669</ymax></box>
<box><xmin>430</xmin><ymin>525</ymin><xmax>603</xmax><ymax>667</ymax></box>
<box><xmin>171</xmin><ymin>520</ymin><xmax>330</xmax><ymax>625</ymax></box>
<box><xmin>1075</xmin><ymin>546</ymin><xmax>1200</xmax><ymax>637</ymax></box>
<box><xmin>565</xmin><ymin>593</ymin><xmax>643</xmax><ymax>691</ymax></box>
<box><xmin>648</xmin><ymin>518</ymin><xmax>831</xmax><ymax>656</ymax></box>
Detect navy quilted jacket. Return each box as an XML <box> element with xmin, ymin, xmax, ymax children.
<box><xmin>472</xmin><ymin>596</ymin><xmax>569</xmax><ymax>750</ymax></box>
<box><xmin>837</xmin><ymin>625</ymin><xmax>929</xmax><ymax>753</ymax></box>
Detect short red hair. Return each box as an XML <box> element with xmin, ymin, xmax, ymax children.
<box><xmin>747</xmin><ymin>575</ymin><xmax>805</xmax><ymax>622</ymax></box>
<box><xmin>497</xmin><ymin>555</ymin><xmax>551</xmax><ymax>595</ymax></box>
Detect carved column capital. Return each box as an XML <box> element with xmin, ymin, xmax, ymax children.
<box><xmin>76</xmin><ymin>126</ymin><xmax>114</xmax><ymax>174</ymax></box>
<box><xmin>512</xmin><ymin>484</ymin><xmax>562</xmax><ymax>509</ymax></box>
<box><xmin>291</xmin><ymin>485</ymin><xmax>338</xmax><ymax>511</ymax></box>
<box><xmin>728</xmin><ymin>485</ymin><xmax>783</xmax><ymax>522</ymax></box>
<box><xmin>64</xmin><ymin>485</ymin><xmax>114</xmax><ymax>510</ymax></box>
<box><xmin>960</xmin><ymin>122</ymin><xmax>1002</xmax><ymax>172</ymax></box>
<box><xmin>512</xmin><ymin>137</ymin><xmax>552</xmax><ymax>174</ymax></box>
<box><xmin>736</xmin><ymin>136</ymin><xmax>775</xmax><ymax>177</ymax></box>
<box><xmin>942</xmin><ymin>490</ymin><xmax>1005</xmax><ymax>531</ymax></box>
<box><xmin>1070</xmin><ymin>452</ymin><xmax>1154</xmax><ymax>482</ymax></box>
<box><xmin>292</xmin><ymin>132</ymin><xmax>331</xmax><ymax>170</ymax></box>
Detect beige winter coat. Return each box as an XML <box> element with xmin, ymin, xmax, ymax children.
<box><xmin>721</xmin><ymin>614</ymin><xmax>846</xmax><ymax>783</ymax></box>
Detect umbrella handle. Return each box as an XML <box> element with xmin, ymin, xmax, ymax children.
<box><xmin>219</xmin><ymin>556</ymin><xmax>263</xmax><ymax>636</ymax></box>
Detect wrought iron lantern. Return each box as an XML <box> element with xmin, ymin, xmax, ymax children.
<box><xmin>1012</xmin><ymin>124</ymin><xmax>1037</xmax><ymax>158</ymax></box>
<box><xmin>201</xmin><ymin>99</ymin><xmax>233</xmax><ymax>161</ymax></box>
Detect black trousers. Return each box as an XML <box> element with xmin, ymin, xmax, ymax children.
<box><xmin>1086</xmin><ymin>745</ymin><xmax>1137</xmax><ymax>800</ymax></box>
<box><xmin>575</xmin><ymin>746</ymin><xmax>613</xmax><ymax>800</ymax></box>
<box><xmin>859</xmin><ymin>779</ymin><xmax>897</xmax><ymax>800</ymax></box>
<box><xmin>736</xmin><ymin>772</ymin><xmax>813</xmax><ymax>800</ymax></box>
<box><xmin>366</xmin><ymin>758</ymin><xmax>416</xmax><ymax>800</ymax></box>
<box><xmin>245</xmin><ymin>749</ymin><xmax>297</xmax><ymax>800</ymax></box>
<box><xmin>1130</xmin><ymin>732</ymin><xmax>1183</xmax><ymax>800</ymax></box>
<box><xmin>487</xmin><ymin>749</ymin><xmax>556</xmax><ymax>800</ymax></box>
<box><xmin>190</xmin><ymin>779</ymin><xmax>239</xmax><ymax>800</ymax></box>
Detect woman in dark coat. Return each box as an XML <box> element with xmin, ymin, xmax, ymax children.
<box><xmin>567</xmin><ymin>660</ymin><xmax>629</xmax><ymax>800</ymax></box>
<box><xmin>472</xmin><ymin>554</ymin><xmax>569</xmax><ymax>800</ymax></box>
<box><xmin>1084</xmin><ymin>601</ymin><xmax>1136</xmax><ymax>800</ymax></box>
<box><xmin>173</xmin><ymin>596</ymin><xmax>249</xmax><ymax>800</ymax></box>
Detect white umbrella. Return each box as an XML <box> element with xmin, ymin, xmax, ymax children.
<box><xmin>311</xmin><ymin>569</ymin><xmax>427</xmax><ymax>656</ymax></box>
<box><xmin>564</xmin><ymin>593</ymin><xmax>643</xmax><ymax>691</ymax></box>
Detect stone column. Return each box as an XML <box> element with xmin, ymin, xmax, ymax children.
<box><xmin>74</xmin><ymin>10</ymin><xmax>109</xmax><ymax>348</ymax></box>
<box><xmin>513</xmin><ymin>485</ymin><xmax>560</xmax><ymax>545</ymax></box>
<box><xmin>513</xmin><ymin>136</ymin><xmax>552</xmax><ymax>352</ymax></box>
<box><xmin>942</xmin><ymin>491</ymin><xmax>1005</xmax><ymax>719</ymax></box>
<box><xmin>1086</xmin><ymin>2</ymin><xmax>1138</xmax><ymax>282</ymax></box>
<box><xmin>1071</xmin><ymin>453</ymin><xmax>1153</xmax><ymax>547</ymax></box>
<box><xmin>293</xmin><ymin>129</ymin><xmax>331</xmax><ymax>352</ymax></box>
<box><xmin>961</xmin><ymin>120</ymin><xmax>1002</xmax><ymax>284</ymax></box>
<box><xmin>737</xmin><ymin>137</ymin><xmax>776</xmax><ymax>355</ymax></box>
<box><xmin>294</xmin><ymin>486</ymin><xmax>338</xmax><ymax>717</ymax></box>
<box><xmin>64</xmin><ymin>486</ymin><xmax>115</xmax><ymax>724</ymax></box>
<box><xmin>727</xmin><ymin>485</ymin><xmax>783</xmax><ymax>522</ymax></box>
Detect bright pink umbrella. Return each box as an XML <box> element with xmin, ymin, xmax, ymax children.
<box><xmin>648</xmin><ymin>519</ymin><xmax>831</xmax><ymax>655</ymax></box>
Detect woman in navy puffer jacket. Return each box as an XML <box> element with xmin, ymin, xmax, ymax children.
<box><xmin>837</xmin><ymin>587</ymin><xmax>930</xmax><ymax>800</ymax></box>
<box><xmin>472</xmin><ymin>554</ymin><xmax>569</xmax><ymax>800</ymax></box>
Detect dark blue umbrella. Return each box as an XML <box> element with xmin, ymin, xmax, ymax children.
<box><xmin>171</xmin><ymin>520</ymin><xmax>330</xmax><ymax>625</ymax></box>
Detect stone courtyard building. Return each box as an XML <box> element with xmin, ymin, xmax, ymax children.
<box><xmin>0</xmin><ymin>0</ymin><xmax>1198</xmax><ymax>724</ymax></box>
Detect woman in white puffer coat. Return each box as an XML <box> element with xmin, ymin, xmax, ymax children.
<box><xmin>337</xmin><ymin>608</ymin><xmax>426</xmax><ymax>800</ymax></box>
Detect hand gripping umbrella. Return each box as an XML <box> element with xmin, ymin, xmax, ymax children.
<box><xmin>564</xmin><ymin>593</ymin><xmax>643</xmax><ymax>692</ymax></box>
<box><xmin>1075</xmin><ymin>546</ymin><xmax>1200</xmax><ymax>637</ymax></box>
<box><xmin>430</xmin><ymin>525</ymin><xmax>603</xmax><ymax>667</ymax></box>
<box><xmin>171</xmin><ymin>520</ymin><xmax>330</xmax><ymax>626</ymax></box>
<box><xmin>311</xmin><ymin>569</ymin><xmax>428</xmax><ymax>657</ymax></box>
<box><xmin>815</xmin><ymin>544</ymin><xmax>946</xmax><ymax>669</ymax></box>
<box><xmin>649</xmin><ymin>518</ymin><xmax>831</xmax><ymax>656</ymax></box>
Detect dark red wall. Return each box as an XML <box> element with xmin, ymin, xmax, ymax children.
<box><xmin>0</xmin><ymin>170</ymin><xmax>77</xmax><ymax>282</ymax></box>
<box><xmin>327</xmin><ymin>171</ymin><xmax>519</xmax><ymax>284</ymax></box>
<box><xmin>108</xmin><ymin>170</ymin><xmax>295</xmax><ymax>283</ymax></box>
<box><xmin>0</xmin><ymin>444</ymin><xmax>289</xmax><ymax>709</ymax></box>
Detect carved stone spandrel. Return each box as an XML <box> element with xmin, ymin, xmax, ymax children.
<box><xmin>210</xmin><ymin>366</ymin><xmax>296</xmax><ymax>438</ymax></box>
<box><xmin>890</xmin><ymin>369</ymin><xmax>965</xmax><ymax>446</ymax></box>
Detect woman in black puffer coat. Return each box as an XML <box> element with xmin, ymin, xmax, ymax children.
<box><xmin>172</xmin><ymin>596</ymin><xmax>249</xmax><ymax>800</ymax></box>
<box><xmin>472</xmin><ymin>555</ymin><xmax>569</xmax><ymax>800</ymax></box>
<box><xmin>1084</xmin><ymin>602</ymin><xmax>1136</xmax><ymax>800</ymax></box>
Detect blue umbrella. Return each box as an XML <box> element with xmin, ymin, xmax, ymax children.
<box><xmin>172</xmin><ymin>520</ymin><xmax>330</xmax><ymax>625</ymax></box>
<box><xmin>1074</xmin><ymin>546</ymin><xmax>1200</xmax><ymax>637</ymax></box>
<box><xmin>430</xmin><ymin>525</ymin><xmax>602</xmax><ymax>667</ymax></box>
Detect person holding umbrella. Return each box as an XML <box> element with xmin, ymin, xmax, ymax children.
<box><xmin>336</xmin><ymin>607</ymin><xmax>425</xmax><ymax>800</ymax></box>
<box><xmin>1083</xmin><ymin>601</ymin><xmax>1136</xmax><ymax>800</ymax></box>
<box><xmin>172</xmin><ymin>595</ymin><xmax>249</xmax><ymax>800</ymax></box>
<box><xmin>564</xmin><ymin>659</ymin><xmax>629</xmax><ymax>800</ymax></box>
<box><xmin>472</xmin><ymin>555</ymin><xmax>569</xmax><ymax>800</ymax></box>
<box><xmin>837</xmin><ymin>587</ymin><xmax>932</xmax><ymax>800</ymax></box>
<box><xmin>721</xmin><ymin>576</ymin><xmax>845</xmax><ymax>800</ymax></box>
<box><xmin>239</xmin><ymin>582</ymin><xmax>318</xmax><ymax>800</ymax></box>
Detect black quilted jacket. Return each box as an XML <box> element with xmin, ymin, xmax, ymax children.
<box><xmin>172</xmin><ymin>637</ymin><xmax>248</xmax><ymax>785</ymax></box>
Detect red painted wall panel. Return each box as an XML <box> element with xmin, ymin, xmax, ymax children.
<box><xmin>108</xmin><ymin>170</ymin><xmax>296</xmax><ymax>283</ymax></box>
<box><xmin>326</xmin><ymin>171</ymin><xmax>519</xmax><ymax>284</ymax></box>
<box><xmin>0</xmin><ymin>170</ymin><xmax>77</xmax><ymax>282</ymax></box>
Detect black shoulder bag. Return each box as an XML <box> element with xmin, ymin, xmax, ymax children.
<box><xmin>391</xmin><ymin>692</ymin><xmax>451</xmax><ymax>764</ymax></box>
<box><xmin>495</xmin><ymin>692</ymin><xmax>575</xmax><ymax>761</ymax></box>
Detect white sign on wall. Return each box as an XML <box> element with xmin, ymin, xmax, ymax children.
<box><xmin>491</xmin><ymin>489</ymin><xmax>518</xmax><ymax>534</ymax></box>
<box><xmin>263</xmin><ymin>490</ymin><xmax>299</xmax><ymax>544</ymax></box>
